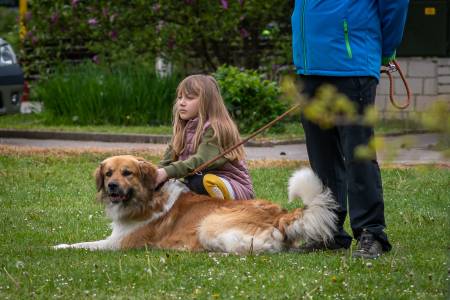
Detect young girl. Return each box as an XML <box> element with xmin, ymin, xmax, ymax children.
<box><xmin>155</xmin><ymin>74</ymin><xmax>254</xmax><ymax>200</ymax></box>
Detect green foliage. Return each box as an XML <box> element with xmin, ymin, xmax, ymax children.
<box><xmin>214</xmin><ymin>65</ymin><xmax>288</xmax><ymax>133</ymax></box>
<box><xmin>33</xmin><ymin>62</ymin><xmax>181</xmax><ymax>126</ymax></box>
<box><xmin>152</xmin><ymin>0</ymin><xmax>292</xmax><ymax>72</ymax></box>
<box><xmin>0</xmin><ymin>113</ymin><xmax>173</xmax><ymax>134</ymax></box>
<box><xmin>301</xmin><ymin>84</ymin><xmax>359</xmax><ymax>128</ymax></box>
<box><xmin>416</xmin><ymin>100</ymin><xmax>450</xmax><ymax>133</ymax></box>
<box><xmin>0</xmin><ymin>7</ymin><xmax>19</xmax><ymax>49</ymax></box>
<box><xmin>0</xmin><ymin>153</ymin><xmax>449</xmax><ymax>299</ymax></box>
<box><xmin>415</xmin><ymin>100</ymin><xmax>450</xmax><ymax>156</ymax></box>
<box><xmin>21</xmin><ymin>0</ymin><xmax>292</xmax><ymax>76</ymax></box>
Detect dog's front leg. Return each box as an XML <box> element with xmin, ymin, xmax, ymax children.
<box><xmin>54</xmin><ymin>238</ymin><xmax>119</xmax><ymax>251</ymax></box>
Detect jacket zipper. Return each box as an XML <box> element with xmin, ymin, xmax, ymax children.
<box><xmin>343</xmin><ymin>19</ymin><xmax>352</xmax><ymax>59</ymax></box>
<box><xmin>301</xmin><ymin>0</ymin><xmax>307</xmax><ymax>73</ymax></box>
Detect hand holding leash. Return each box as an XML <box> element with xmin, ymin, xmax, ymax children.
<box><xmin>381</xmin><ymin>60</ymin><xmax>411</xmax><ymax>110</ymax></box>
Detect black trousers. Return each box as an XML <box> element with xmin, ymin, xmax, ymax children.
<box><xmin>299</xmin><ymin>76</ymin><xmax>391</xmax><ymax>251</ymax></box>
<box><xmin>184</xmin><ymin>174</ymin><xmax>208</xmax><ymax>195</ymax></box>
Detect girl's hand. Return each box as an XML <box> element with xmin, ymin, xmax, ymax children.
<box><xmin>155</xmin><ymin>168</ymin><xmax>168</xmax><ymax>186</ymax></box>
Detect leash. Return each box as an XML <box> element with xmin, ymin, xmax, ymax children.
<box><xmin>188</xmin><ymin>103</ymin><xmax>302</xmax><ymax>176</ymax></box>
<box><xmin>188</xmin><ymin>60</ymin><xmax>410</xmax><ymax>176</ymax></box>
<box><xmin>381</xmin><ymin>60</ymin><xmax>411</xmax><ymax>110</ymax></box>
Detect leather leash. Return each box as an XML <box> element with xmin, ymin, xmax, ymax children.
<box><xmin>188</xmin><ymin>103</ymin><xmax>302</xmax><ymax>176</ymax></box>
<box><xmin>381</xmin><ymin>60</ymin><xmax>411</xmax><ymax>110</ymax></box>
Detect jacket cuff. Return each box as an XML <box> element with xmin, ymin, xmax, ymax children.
<box><xmin>163</xmin><ymin>165</ymin><xmax>177</xmax><ymax>179</ymax></box>
<box><xmin>382</xmin><ymin>51</ymin><xmax>396</xmax><ymax>66</ymax></box>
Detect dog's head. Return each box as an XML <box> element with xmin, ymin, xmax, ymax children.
<box><xmin>94</xmin><ymin>155</ymin><xmax>157</xmax><ymax>220</ymax></box>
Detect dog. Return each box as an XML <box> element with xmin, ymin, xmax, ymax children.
<box><xmin>54</xmin><ymin>155</ymin><xmax>337</xmax><ymax>254</ymax></box>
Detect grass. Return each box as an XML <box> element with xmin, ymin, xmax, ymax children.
<box><xmin>0</xmin><ymin>113</ymin><xmax>172</xmax><ymax>135</ymax></box>
<box><xmin>0</xmin><ymin>151</ymin><xmax>448</xmax><ymax>299</ymax></box>
<box><xmin>0</xmin><ymin>113</ymin><xmax>428</xmax><ymax>142</ymax></box>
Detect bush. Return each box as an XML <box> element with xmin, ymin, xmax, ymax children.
<box><xmin>33</xmin><ymin>62</ymin><xmax>180</xmax><ymax>126</ymax></box>
<box><xmin>21</xmin><ymin>1</ymin><xmax>292</xmax><ymax>77</ymax></box>
<box><xmin>0</xmin><ymin>7</ymin><xmax>19</xmax><ymax>49</ymax></box>
<box><xmin>214</xmin><ymin>65</ymin><xmax>288</xmax><ymax>133</ymax></box>
<box><xmin>32</xmin><ymin>63</ymin><xmax>289</xmax><ymax>132</ymax></box>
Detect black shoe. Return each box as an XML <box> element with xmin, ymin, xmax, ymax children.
<box><xmin>352</xmin><ymin>230</ymin><xmax>383</xmax><ymax>259</ymax></box>
<box><xmin>291</xmin><ymin>240</ymin><xmax>349</xmax><ymax>253</ymax></box>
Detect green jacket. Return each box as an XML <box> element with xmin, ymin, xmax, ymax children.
<box><xmin>159</xmin><ymin>128</ymin><xmax>228</xmax><ymax>179</ymax></box>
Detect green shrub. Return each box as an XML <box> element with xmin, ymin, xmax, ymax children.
<box><xmin>214</xmin><ymin>65</ymin><xmax>288</xmax><ymax>133</ymax></box>
<box><xmin>22</xmin><ymin>1</ymin><xmax>291</xmax><ymax>77</ymax></box>
<box><xmin>0</xmin><ymin>7</ymin><xmax>19</xmax><ymax>49</ymax></box>
<box><xmin>33</xmin><ymin>62</ymin><xmax>180</xmax><ymax>126</ymax></box>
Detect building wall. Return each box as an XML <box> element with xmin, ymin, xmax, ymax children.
<box><xmin>375</xmin><ymin>57</ymin><xmax>450</xmax><ymax>119</ymax></box>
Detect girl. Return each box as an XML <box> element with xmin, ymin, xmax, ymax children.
<box><xmin>155</xmin><ymin>74</ymin><xmax>254</xmax><ymax>200</ymax></box>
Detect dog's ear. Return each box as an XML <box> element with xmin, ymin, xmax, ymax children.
<box><xmin>134</xmin><ymin>156</ymin><xmax>146</xmax><ymax>162</ymax></box>
<box><xmin>139</xmin><ymin>161</ymin><xmax>157</xmax><ymax>190</ymax></box>
<box><xmin>94</xmin><ymin>163</ymin><xmax>104</xmax><ymax>192</ymax></box>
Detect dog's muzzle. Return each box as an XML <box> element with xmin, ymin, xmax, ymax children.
<box><xmin>107</xmin><ymin>182</ymin><xmax>132</xmax><ymax>204</ymax></box>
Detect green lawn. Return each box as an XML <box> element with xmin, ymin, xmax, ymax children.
<box><xmin>0</xmin><ymin>114</ymin><xmax>173</xmax><ymax>135</ymax></box>
<box><xmin>0</xmin><ymin>152</ymin><xmax>448</xmax><ymax>299</ymax></box>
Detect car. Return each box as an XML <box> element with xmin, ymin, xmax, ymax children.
<box><xmin>0</xmin><ymin>37</ymin><xmax>24</xmax><ymax>114</ymax></box>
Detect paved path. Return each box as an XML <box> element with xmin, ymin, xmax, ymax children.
<box><xmin>1</xmin><ymin>133</ymin><xmax>448</xmax><ymax>165</ymax></box>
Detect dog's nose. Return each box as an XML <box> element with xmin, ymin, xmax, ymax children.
<box><xmin>108</xmin><ymin>182</ymin><xmax>119</xmax><ymax>192</ymax></box>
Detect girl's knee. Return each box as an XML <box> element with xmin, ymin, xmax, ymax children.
<box><xmin>203</xmin><ymin>174</ymin><xmax>235</xmax><ymax>200</ymax></box>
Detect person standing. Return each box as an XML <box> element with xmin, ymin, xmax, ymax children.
<box><xmin>291</xmin><ymin>0</ymin><xmax>409</xmax><ymax>258</ymax></box>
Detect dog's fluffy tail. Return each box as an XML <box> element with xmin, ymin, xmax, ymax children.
<box><xmin>286</xmin><ymin>168</ymin><xmax>337</xmax><ymax>244</ymax></box>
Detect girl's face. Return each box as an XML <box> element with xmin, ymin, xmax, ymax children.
<box><xmin>177</xmin><ymin>92</ymin><xmax>200</xmax><ymax>120</ymax></box>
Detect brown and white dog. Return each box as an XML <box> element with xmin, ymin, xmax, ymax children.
<box><xmin>54</xmin><ymin>155</ymin><xmax>337</xmax><ymax>254</ymax></box>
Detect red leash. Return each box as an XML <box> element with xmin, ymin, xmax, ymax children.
<box><xmin>381</xmin><ymin>60</ymin><xmax>411</xmax><ymax>110</ymax></box>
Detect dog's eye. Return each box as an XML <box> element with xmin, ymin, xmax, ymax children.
<box><xmin>105</xmin><ymin>170</ymin><xmax>112</xmax><ymax>177</ymax></box>
<box><xmin>122</xmin><ymin>170</ymin><xmax>132</xmax><ymax>176</ymax></box>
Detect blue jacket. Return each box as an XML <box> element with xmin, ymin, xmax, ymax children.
<box><xmin>291</xmin><ymin>0</ymin><xmax>409</xmax><ymax>80</ymax></box>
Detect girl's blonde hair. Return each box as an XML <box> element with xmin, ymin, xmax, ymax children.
<box><xmin>171</xmin><ymin>74</ymin><xmax>245</xmax><ymax>161</ymax></box>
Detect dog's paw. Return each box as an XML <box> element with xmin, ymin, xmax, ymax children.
<box><xmin>53</xmin><ymin>243</ymin><xmax>71</xmax><ymax>250</ymax></box>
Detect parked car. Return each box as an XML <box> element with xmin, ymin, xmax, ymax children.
<box><xmin>0</xmin><ymin>37</ymin><xmax>23</xmax><ymax>114</ymax></box>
